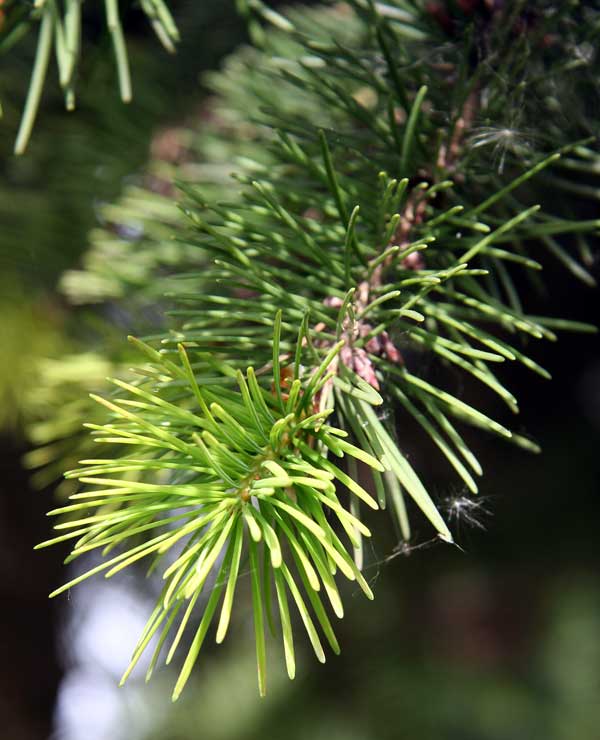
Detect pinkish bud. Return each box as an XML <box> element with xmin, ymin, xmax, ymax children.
<box><xmin>402</xmin><ymin>252</ymin><xmax>426</xmax><ymax>271</ymax></box>
<box><xmin>365</xmin><ymin>336</ymin><xmax>382</xmax><ymax>354</ymax></box>
<box><xmin>384</xmin><ymin>338</ymin><xmax>404</xmax><ymax>365</ymax></box>
<box><xmin>353</xmin><ymin>350</ymin><xmax>380</xmax><ymax>390</ymax></box>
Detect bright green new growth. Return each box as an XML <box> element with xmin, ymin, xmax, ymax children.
<box><xmin>38</xmin><ymin>318</ymin><xmax>380</xmax><ymax>699</ymax></box>
<box><xmin>24</xmin><ymin>0</ymin><xmax>600</xmax><ymax>700</ymax></box>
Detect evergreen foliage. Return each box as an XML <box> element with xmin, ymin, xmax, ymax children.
<box><xmin>16</xmin><ymin>0</ymin><xmax>600</xmax><ymax>698</ymax></box>
<box><xmin>0</xmin><ymin>0</ymin><xmax>178</xmax><ymax>152</ymax></box>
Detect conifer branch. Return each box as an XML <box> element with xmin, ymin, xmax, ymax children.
<box><xmin>24</xmin><ymin>0</ymin><xmax>600</xmax><ymax>697</ymax></box>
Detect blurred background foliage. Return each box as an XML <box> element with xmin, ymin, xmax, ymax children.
<box><xmin>0</xmin><ymin>2</ymin><xmax>599</xmax><ymax>739</ymax></box>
